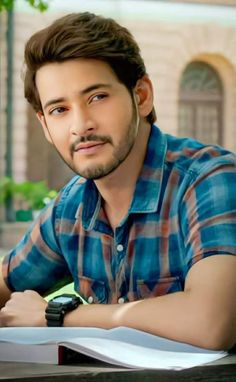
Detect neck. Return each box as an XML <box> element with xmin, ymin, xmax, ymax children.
<box><xmin>95</xmin><ymin>121</ymin><xmax>151</xmax><ymax>229</ymax></box>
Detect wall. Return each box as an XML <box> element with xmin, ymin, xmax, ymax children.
<box><xmin>1</xmin><ymin>0</ymin><xmax>236</xmax><ymax>188</ymax></box>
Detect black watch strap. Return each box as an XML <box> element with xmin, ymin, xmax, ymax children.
<box><xmin>45</xmin><ymin>294</ymin><xmax>82</xmax><ymax>327</ymax></box>
<box><xmin>45</xmin><ymin>303</ymin><xmax>65</xmax><ymax>327</ymax></box>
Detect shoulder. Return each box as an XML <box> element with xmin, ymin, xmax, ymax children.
<box><xmin>164</xmin><ymin>134</ymin><xmax>236</xmax><ymax>180</ymax></box>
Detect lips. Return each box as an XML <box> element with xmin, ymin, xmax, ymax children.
<box><xmin>74</xmin><ymin>141</ymin><xmax>106</xmax><ymax>154</ymax></box>
<box><xmin>74</xmin><ymin>141</ymin><xmax>104</xmax><ymax>152</ymax></box>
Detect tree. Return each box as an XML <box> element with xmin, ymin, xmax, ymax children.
<box><xmin>0</xmin><ymin>0</ymin><xmax>49</xmax><ymax>12</ymax></box>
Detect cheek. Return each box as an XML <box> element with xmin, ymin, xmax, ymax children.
<box><xmin>100</xmin><ymin>95</ymin><xmax>133</xmax><ymax>122</ymax></box>
<box><xmin>103</xmin><ymin>101</ymin><xmax>134</xmax><ymax>135</ymax></box>
<box><xmin>47</xmin><ymin>127</ymin><xmax>70</xmax><ymax>154</ymax></box>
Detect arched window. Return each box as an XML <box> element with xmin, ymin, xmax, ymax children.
<box><xmin>178</xmin><ymin>61</ymin><xmax>223</xmax><ymax>145</ymax></box>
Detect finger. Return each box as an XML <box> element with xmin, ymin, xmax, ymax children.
<box><xmin>0</xmin><ymin>306</ymin><xmax>13</xmax><ymax>327</ymax></box>
<box><xmin>10</xmin><ymin>291</ymin><xmax>23</xmax><ymax>298</ymax></box>
<box><xmin>23</xmin><ymin>290</ymin><xmax>39</xmax><ymax>296</ymax></box>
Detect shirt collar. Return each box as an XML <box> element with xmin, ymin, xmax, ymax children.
<box><xmin>129</xmin><ymin>125</ymin><xmax>167</xmax><ymax>213</ymax></box>
<box><xmin>77</xmin><ymin>125</ymin><xmax>167</xmax><ymax>229</ymax></box>
<box><xmin>75</xmin><ymin>179</ymin><xmax>101</xmax><ymax>231</ymax></box>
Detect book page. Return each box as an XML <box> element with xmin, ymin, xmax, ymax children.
<box><xmin>0</xmin><ymin>326</ymin><xmax>227</xmax><ymax>369</ymax></box>
<box><xmin>61</xmin><ymin>337</ymin><xmax>227</xmax><ymax>370</ymax></box>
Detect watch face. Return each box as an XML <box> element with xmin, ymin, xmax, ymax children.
<box><xmin>53</xmin><ymin>296</ymin><xmax>72</xmax><ymax>304</ymax></box>
<box><xmin>46</xmin><ymin>294</ymin><xmax>81</xmax><ymax>327</ymax></box>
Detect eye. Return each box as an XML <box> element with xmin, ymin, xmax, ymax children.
<box><xmin>89</xmin><ymin>93</ymin><xmax>108</xmax><ymax>103</ymax></box>
<box><xmin>49</xmin><ymin>106</ymin><xmax>67</xmax><ymax>116</ymax></box>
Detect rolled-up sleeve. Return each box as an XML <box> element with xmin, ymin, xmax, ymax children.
<box><xmin>180</xmin><ymin>159</ymin><xmax>236</xmax><ymax>269</ymax></box>
<box><xmin>2</xmin><ymin>196</ymin><xmax>72</xmax><ymax>295</ymax></box>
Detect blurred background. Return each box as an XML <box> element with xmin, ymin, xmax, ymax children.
<box><xmin>0</xmin><ymin>0</ymin><xmax>236</xmax><ymax>249</ymax></box>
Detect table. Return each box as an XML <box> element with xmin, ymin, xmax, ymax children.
<box><xmin>0</xmin><ymin>353</ymin><xmax>236</xmax><ymax>382</ymax></box>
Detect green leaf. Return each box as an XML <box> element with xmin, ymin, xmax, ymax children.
<box><xmin>0</xmin><ymin>0</ymin><xmax>49</xmax><ymax>12</ymax></box>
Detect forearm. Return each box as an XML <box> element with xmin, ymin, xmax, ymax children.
<box><xmin>1</xmin><ymin>257</ymin><xmax>235</xmax><ymax>349</ymax></box>
<box><xmin>64</xmin><ymin>290</ymin><xmax>234</xmax><ymax>350</ymax></box>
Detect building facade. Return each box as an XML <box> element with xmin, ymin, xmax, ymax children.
<box><xmin>0</xmin><ymin>0</ymin><xmax>236</xmax><ymax>192</ymax></box>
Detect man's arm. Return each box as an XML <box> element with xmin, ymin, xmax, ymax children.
<box><xmin>1</xmin><ymin>255</ymin><xmax>235</xmax><ymax>350</ymax></box>
<box><xmin>0</xmin><ymin>271</ymin><xmax>12</xmax><ymax>309</ymax></box>
<box><xmin>66</xmin><ymin>254</ymin><xmax>236</xmax><ymax>350</ymax></box>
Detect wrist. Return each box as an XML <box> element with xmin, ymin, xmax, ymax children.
<box><xmin>45</xmin><ymin>294</ymin><xmax>82</xmax><ymax>327</ymax></box>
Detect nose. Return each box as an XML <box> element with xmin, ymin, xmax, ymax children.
<box><xmin>70</xmin><ymin>105</ymin><xmax>96</xmax><ymax>136</ymax></box>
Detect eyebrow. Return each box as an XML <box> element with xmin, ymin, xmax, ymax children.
<box><xmin>43</xmin><ymin>83</ymin><xmax>112</xmax><ymax>110</ymax></box>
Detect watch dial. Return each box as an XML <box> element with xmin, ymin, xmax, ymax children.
<box><xmin>53</xmin><ymin>296</ymin><xmax>71</xmax><ymax>303</ymax></box>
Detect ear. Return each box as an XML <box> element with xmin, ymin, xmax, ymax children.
<box><xmin>36</xmin><ymin>112</ymin><xmax>53</xmax><ymax>144</ymax></box>
<box><xmin>134</xmin><ymin>75</ymin><xmax>154</xmax><ymax>120</ymax></box>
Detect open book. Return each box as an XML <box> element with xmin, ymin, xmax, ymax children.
<box><xmin>0</xmin><ymin>326</ymin><xmax>227</xmax><ymax>370</ymax></box>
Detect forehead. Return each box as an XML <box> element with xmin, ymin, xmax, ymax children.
<box><xmin>35</xmin><ymin>58</ymin><xmax>118</xmax><ymax>91</ymax></box>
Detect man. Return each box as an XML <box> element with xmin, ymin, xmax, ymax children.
<box><xmin>0</xmin><ymin>12</ymin><xmax>235</xmax><ymax>350</ymax></box>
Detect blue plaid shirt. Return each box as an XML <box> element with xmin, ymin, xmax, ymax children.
<box><xmin>3</xmin><ymin>125</ymin><xmax>236</xmax><ymax>303</ymax></box>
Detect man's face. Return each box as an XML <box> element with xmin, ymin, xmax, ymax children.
<box><xmin>36</xmin><ymin>59</ymin><xmax>140</xmax><ymax>179</ymax></box>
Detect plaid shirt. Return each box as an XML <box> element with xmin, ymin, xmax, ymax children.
<box><xmin>3</xmin><ymin>125</ymin><xmax>236</xmax><ymax>303</ymax></box>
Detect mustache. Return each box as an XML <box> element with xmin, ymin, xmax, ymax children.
<box><xmin>70</xmin><ymin>134</ymin><xmax>112</xmax><ymax>154</ymax></box>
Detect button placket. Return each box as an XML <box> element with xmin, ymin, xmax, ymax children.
<box><xmin>113</xmin><ymin>226</ymin><xmax>128</xmax><ymax>302</ymax></box>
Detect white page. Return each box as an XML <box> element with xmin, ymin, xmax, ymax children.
<box><xmin>0</xmin><ymin>326</ymin><xmax>227</xmax><ymax>370</ymax></box>
<box><xmin>61</xmin><ymin>337</ymin><xmax>227</xmax><ymax>370</ymax></box>
<box><xmin>0</xmin><ymin>326</ymin><xmax>227</xmax><ymax>352</ymax></box>
<box><xmin>0</xmin><ymin>343</ymin><xmax>58</xmax><ymax>364</ymax></box>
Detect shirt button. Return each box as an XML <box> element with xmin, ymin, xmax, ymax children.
<box><xmin>87</xmin><ymin>296</ymin><xmax>94</xmax><ymax>304</ymax></box>
<box><xmin>118</xmin><ymin>297</ymin><xmax>125</xmax><ymax>304</ymax></box>
<box><xmin>117</xmin><ymin>244</ymin><xmax>124</xmax><ymax>252</ymax></box>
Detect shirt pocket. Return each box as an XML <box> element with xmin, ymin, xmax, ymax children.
<box><xmin>77</xmin><ymin>275</ymin><xmax>108</xmax><ymax>304</ymax></box>
<box><xmin>136</xmin><ymin>276</ymin><xmax>182</xmax><ymax>299</ymax></box>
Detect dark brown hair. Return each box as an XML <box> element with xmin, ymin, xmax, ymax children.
<box><xmin>24</xmin><ymin>12</ymin><xmax>156</xmax><ymax>124</ymax></box>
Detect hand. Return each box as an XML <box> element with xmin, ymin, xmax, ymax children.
<box><xmin>0</xmin><ymin>290</ymin><xmax>47</xmax><ymax>327</ymax></box>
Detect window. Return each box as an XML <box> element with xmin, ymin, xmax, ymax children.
<box><xmin>178</xmin><ymin>61</ymin><xmax>223</xmax><ymax>145</ymax></box>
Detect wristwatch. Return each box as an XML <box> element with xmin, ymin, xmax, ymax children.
<box><xmin>45</xmin><ymin>294</ymin><xmax>82</xmax><ymax>327</ymax></box>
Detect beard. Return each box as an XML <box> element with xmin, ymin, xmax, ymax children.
<box><xmin>73</xmin><ymin>120</ymin><xmax>138</xmax><ymax>179</ymax></box>
<box><xmin>46</xmin><ymin>102</ymin><xmax>139</xmax><ymax>180</ymax></box>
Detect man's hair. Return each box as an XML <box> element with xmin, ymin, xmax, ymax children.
<box><xmin>24</xmin><ymin>12</ymin><xmax>156</xmax><ymax>124</ymax></box>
